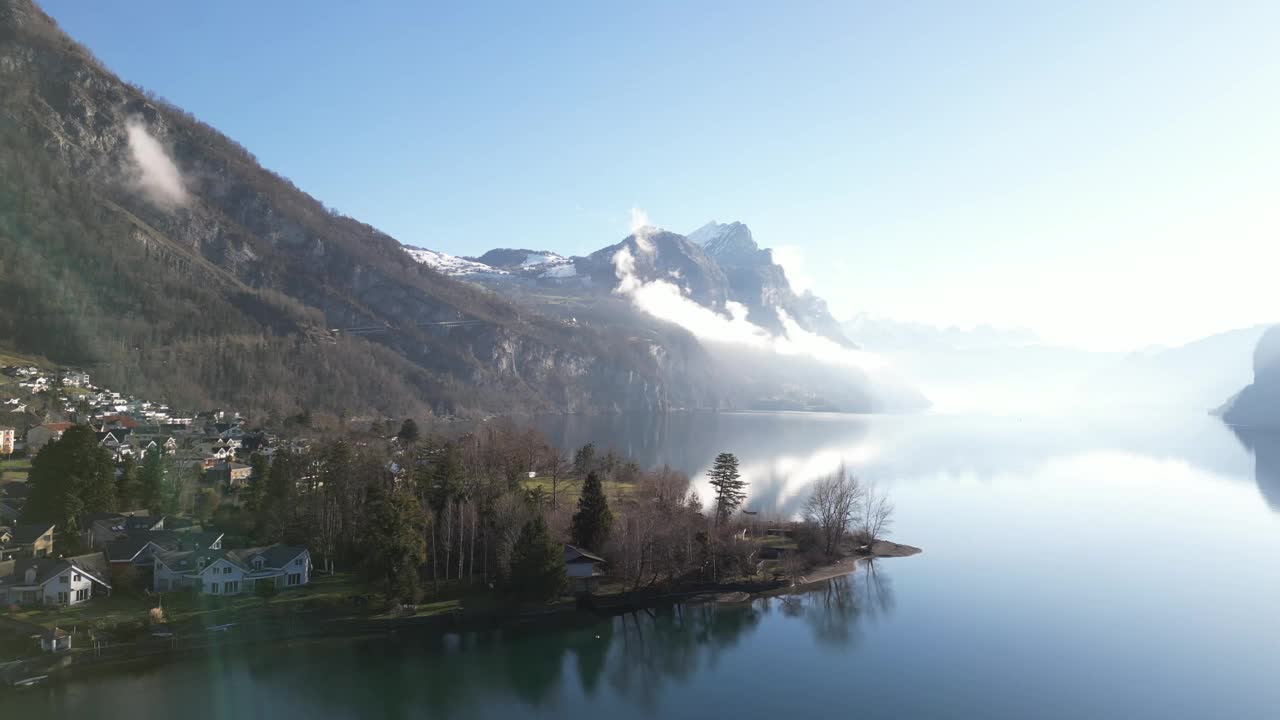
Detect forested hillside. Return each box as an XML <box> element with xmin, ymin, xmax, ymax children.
<box><xmin>0</xmin><ymin>0</ymin><xmax>715</xmax><ymax>419</ymax></box>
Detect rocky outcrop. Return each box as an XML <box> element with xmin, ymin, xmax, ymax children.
<box><xmin>1220</xmin><ymin>325</ymin><xmax>1280</xmax><ymax>428</ymax></box>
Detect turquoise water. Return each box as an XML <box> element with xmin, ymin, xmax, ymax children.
<box><xmin>9</xmin><ymin>412</ymin><xmax>1280</xmax><ymax>719</ymax></box>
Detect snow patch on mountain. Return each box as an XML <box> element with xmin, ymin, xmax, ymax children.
<box><xmin>404</xmin><ymin>246</ymin><xmax>508</xmax><ymax>277</ymax></box>
<box><xmin>522</xmin><ymin>252</ymin><xmax>565</xmax><ymax>267</ymax></box>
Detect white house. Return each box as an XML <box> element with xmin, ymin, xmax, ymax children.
<box><xmin>0</xmin><ymin>553</ymin><xmax>112</xmax><ymax>607</ymax></box>
<box><xmin>153</xmin><ymin>544</ymin><xmax>311</xmax><ymax>596</ymax></box>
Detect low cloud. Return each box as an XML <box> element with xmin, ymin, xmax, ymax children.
<box><xmin>124</xmin><ymin>118</ymin><xmax>188</xmax><ymax>209</ymax></box>
<box><xmin>611</xmin><ymin>210</ymin><xmax>887</xmax><ymax>375</ymax></box>
<box><xmin>629</xmin><ymin>206</ymin><xmax>656</xmax><ymax>256</ymax></box>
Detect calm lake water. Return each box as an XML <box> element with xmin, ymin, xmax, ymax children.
<box><xmin>10</xmin><ymin>411</ymin><xmax>1280</xmax><ymax>719</ymax></box>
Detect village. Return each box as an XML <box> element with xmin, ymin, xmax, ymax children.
<box><xmin>0</xmin><ymin>361</ymin><xmax>899</xmax><ymax>685</ymax></box>
<box><xmin>0</xmin><ymin>364</ymin><xmax>322</xmax><ymax>658</ymax></box>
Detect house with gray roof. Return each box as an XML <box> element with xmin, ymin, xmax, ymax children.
<box><xmin>153</xmin><ymin>544</ymin><xmax>310</xmax><ymax>596</ymax></box>
<box><xmin>0</xmin><ymin>552</ymin><xmax>112</xmax><ymax>607</ymax></box>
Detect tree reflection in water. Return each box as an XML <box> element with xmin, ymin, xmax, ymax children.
<box><xmin>4</xmin><ymin>564</ymin><xmax>898</xmax><ymax>719</ymax></box>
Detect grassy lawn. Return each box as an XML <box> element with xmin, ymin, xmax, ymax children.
<box><xmin>523</xmin><ymin>476</ymin><xmax>636</xmax><ymax>507</ymax></box>
<box><xmin>1</xmin><ymin>458</ymin><xmax>31</xmax><ymax>482</ymax></box>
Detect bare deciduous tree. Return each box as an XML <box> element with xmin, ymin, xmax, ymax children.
<box><xmin>802</xmin><ymin>465</ymin><xmax>864</xmax><ymax>558</ymax></box>
<box><xmin>854</xmin><ymin>482</ymin><xmax>894</xmax><ymax>547</ymax></box>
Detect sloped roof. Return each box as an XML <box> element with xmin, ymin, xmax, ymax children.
<box><xmin>155</xmin><ymin>543</ymin><xmax>306</xmax><ymax>574</ymax></box>
<box><xmin>564</xmin><ymin>544</ymin><xmax>606</xmax><ymax>564</ymax></box>
<box><xmin>12</xmin><ymin>523</ymin><xmax>54</xmax><ymax>544</ymax></box>
<box><xmin>0</xmin><ymin>552</ymin><xmax>111</xmax><ymax>589</ymax></box>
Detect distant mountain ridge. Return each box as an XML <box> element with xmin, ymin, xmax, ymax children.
<box><xmin>407</xmin><ymin>221</ymin><xmax>853</xmax><ymax>348</ymax></box>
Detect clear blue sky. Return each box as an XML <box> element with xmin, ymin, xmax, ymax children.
<box><xmin>41</xmin><ymin>1</ymin><xmax>1280</xmax><ymax>350</ymax></box>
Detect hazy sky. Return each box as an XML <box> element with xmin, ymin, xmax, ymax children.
<box><xmin>42</xmin><ymin>1</ymin><xmax>1279</xmax><ymax>351</ymax></box>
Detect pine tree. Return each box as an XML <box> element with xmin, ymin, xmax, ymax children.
<box><xmin>570</xmin><ymin>471</ymin><xmax>613</xmax><ymax>552</ymax></box>
<box><xmin>138</xmin><ymin>447</ymin><xmax>167</xmax><ymax>512</ymax></box>
<box><xmin>25</xmin><ymin>424</ymin><xmax>116</xmax><ymax>534</ymax></box>
<box><xmin>116</xmin><ymin>456</ymin><xmax>139</xmax><ymax>508</ymax></box>
<box><xmin>707</xmin><ymin>452</ymin><xmax>746</xmax><ymax>525</ymax></box>
<box><xmin>364</xmin><ymin>482</ymin><xmax>427</xmax><ymax>602</ymax></box>
<box><xmin>397</xmin><ymin>418</ymin><xmax>420</xmax><ymax>444</ymax></box>
<box><xmin>508</xmin><ymin>515</ymin><xmax>566</xmax><ymax>602</ymax></box>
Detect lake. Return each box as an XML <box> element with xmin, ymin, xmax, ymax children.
<box><xmin>9</xmin><ymin>411</ymin><xmax>1280</xmax><ymax>719</ymax></box>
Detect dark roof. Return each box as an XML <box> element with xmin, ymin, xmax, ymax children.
<box><xmin>155</xmin><ymin>543</ymin><xmax>305</xmax><ymax>574</ymax></box>
<box><xmin>12</xmin><ymin>523</ymin><xmax>54</xmax><ymax>544</ymax></box>
<box><xmin>106</xmin><ymin>529</ymin><xmax>220</xmax><ymax>562</ymax></box>
<box><xmin>564</xmin><ymin>544</ymin><xmax>606</xmax><ymax>564</ymax></box>
<box><xmin>0</xmin><ymin>553</ymin><xmax>111</xmax><ymax>589</ymax></box>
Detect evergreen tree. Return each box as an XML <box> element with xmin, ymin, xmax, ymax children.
<box><xmin>116</xmin><ymin>455</ymin><xmax>139</xmax><ymax>508</ymax></box>
<box><xmin>137</xmin><ymin>447</ymin><xmax>167</xmax><ymax>512</ymax></box>
<box><xmin>570</xmin><ymin>471</ymin><xmax>613</xmax><ymax>552</ymax></box>
<box><xmin>397</xmin><ymin>417</ymin><xmax>420</xmax><ymax>444</ymax></box>
<box><xmin>244</xmin><ymin>452</ymin><xmax>269</xmax><ymax>513</ymax></box>
<box><xmin>363</xmin><ymin>481</ymin><xmax>427</xmax><ymax>602</ymax></box>
<box><xmin>508</xmin><ymin>515</ymin><xmax>566</xmax><ymax>602</ymax></box>
<box><xmin>707</xmin><ymin>452</ymin><xmax>746</xmax><ymax>525</ymax></box>
<box><xmin>24</xmin><ymin>425</ymin><xmax>116</xmax><ymax>535</ymax></box>
<box><xmin>573</xmin><ymin>443</ymin><xmax>597</xmax><ymax>477</ymax></box>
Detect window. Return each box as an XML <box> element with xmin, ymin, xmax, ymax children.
<box><xmin>57</xmin><ymin>591</ymin><xmax>68</xmax><ymax>605</ymax></box>
<box><xmin>223</xmin><ymin>566</ymin><xmax>232</xmax><ymax>574</ymax></box>
<box><xmin>287</xmin><ymin>573</ymin><xmax>301</xmax><ymax>586</ymax></box>
<box><xmin>209</xmin><ymin>583</ymin><xmax>219</xmax><ymax>594</ymax></box>
<box><xmin>295</xmin><ymin>557</ymin><xmax>303</xmax><ymax>566</ymax></box>
<box><xmin>223</xmin><ymin>581</ymin><xmax>238</xmax><ymax>593</ymax></box>
<box><xmin>60</xmin><ymin>575</ymin><xmax>70</xmax><ymax>584</ymax></box>
<box><xmin>73</xmin><ymin>573</ymin><xmax>82</xmax><ymax>582</ymax></box>
<box><xmin>75</xmin><ymin>588</ymin><xmax>88</xmax><ymax>602</ymax></box>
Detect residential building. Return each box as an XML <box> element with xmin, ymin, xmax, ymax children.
<box><xmin>0</xmin><ymin>552</ymin><xmax>112</xmax><ymax>607</ymax></box>
<box><xmin>106</xmin><ymin>529</ymin><xmax>223</xmax><ymax>569</ymax></box>
<box><xmin>153</xmin><ymin>544</ymin><xmax>311</xmax><ymax>595</ymax></box>
<box><xmin>25</xmin><ymin>422</ymin><xmax>74</xmax><ymax>452</ymax></box>
<box><xmin>0</xmin><ymin>426</ymin><xmax>14</xmax><ymax>456</ymax></box>
<box><xmin>0</xmin><ymin>523</ymin><xmax>55</xmax><ymax>560</ymax></box>
<box><xmin>564</xmin><ymin>544</ymin><xmax>607</xmax><ymax>593</ymax></box>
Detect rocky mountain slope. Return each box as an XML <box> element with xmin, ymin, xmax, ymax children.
<box><xmin>1220</xmin><ymin>325</ymin><xmax>1280</xmax><ymax>429</ymax></box>
<box><xmin>0</xmin><ymin>0</ymin><xmax>720</xmax><ymax>418</ymax></box>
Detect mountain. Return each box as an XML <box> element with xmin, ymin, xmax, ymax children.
<box><xmin>0</xmin><ymin>0</ymin><xmax>919</xmax><ymax>418</ymax></box>
<box><xmin>407</xmin><ymin>227</ymin><xmax>924</xmax><ymax>413</ymax></box>
<box><xmin>0</xmin><ymin>0</ymin><xmax>717</xmax><ymax>418</ymax></box>
<box><xmin>690</xmin><ymin>221</ymin><xmax>851</xmax><ymax>346</ymax></box>
<box><xmin>414</xmin><ymin>221</ymin><xmax>853</xmax><ymax>348</ymax></box>
<box><xmin>845</xmin><ymin>314</ymin><xmax>1269</xmax><ymax>414</ymax></box>
<box><xmin>1219</xmin><ymin>325</ymin><xmax>1280</xmax><ymax>429</ymax></box>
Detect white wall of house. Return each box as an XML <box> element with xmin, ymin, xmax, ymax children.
<box><xmin>42</xmin><ymin>568</ymin><xmax>96</xmax><ymax>606</ymax></box>
<box><xmin>199</xmin><ymin>558</ymin><xmax>246</xmax><ymax>595</ymax></box>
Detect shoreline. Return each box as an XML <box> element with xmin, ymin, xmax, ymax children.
<box><xmin>1</xmin><ymin>541</ymin><xmax>922</xmax><ymax>689</ymax></box>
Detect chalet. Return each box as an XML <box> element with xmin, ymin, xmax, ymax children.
<box><xmin>0</xmin><ymin>425</ymin><xmax>14</xmax><ymax>455</ymax></box>
<box><xmin>26</xmin><ymin>422</ymin><xmax>74</xmax><ymax>452</ymax></box>
<box><xmin>563</xmin><ymin>544</ymin><xmax>607</xmax><ymax>593</ymax></box>
<box><xmin>0</xmin><ymin>523</ymin><xmax>55</xmax><ymax>560</ymax></box>
<box><xmin>153</xmin><ymin>544</ymin><xmax>310</xmax><ymax>595</ymax></box>
<box><xmin>0</xmin><ymin>552</ymin><xmax>112</xmax><ymax>607</ymax></box>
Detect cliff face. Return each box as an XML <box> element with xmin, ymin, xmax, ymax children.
<box><xmin>1220</xmin><ymin>325</ymin><xmax>1280</xmax><ymax>428</ymax></box>
<box><xmin>0</xmin><ymin>0</ymin><xmax>717</xmax><ymax>416</ymax></box>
